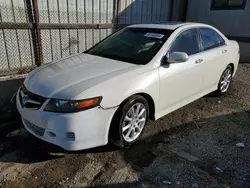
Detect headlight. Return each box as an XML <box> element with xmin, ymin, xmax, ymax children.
<box><xmin>44</xmin><ymin>97</ymin><xmax>102</xmax><ymax>113</ymax></box>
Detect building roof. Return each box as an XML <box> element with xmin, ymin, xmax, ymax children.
<box><xmin>128</xmin><ymin>22</ymin><xmax>207</xmax><ymax>30</ymax></box>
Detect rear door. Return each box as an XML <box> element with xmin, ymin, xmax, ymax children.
<box><xmin>198</xmin><ymin>27</ymin><xmax>229</xmax><ymax>90</ymax></box>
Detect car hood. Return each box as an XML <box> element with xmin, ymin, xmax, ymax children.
<box><xmin>24</xmin><ymin>53</ymin><xmax>137</xmax><ymax>99</ymax></box>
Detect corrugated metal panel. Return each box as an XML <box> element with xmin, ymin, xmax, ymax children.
<box><xmin>119</xmin><ymin>0</ymin><xmax>171</xmax><ymax>25</ymax></box>
<box><xmin>0</xmin><ymin>0</ymin><xmax>175</xmax><ymax>76</ymax></box>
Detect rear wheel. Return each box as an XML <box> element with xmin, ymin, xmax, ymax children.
<box><xmin>109</xmin><ymin>95</ymin><xmax>149</xmax><ymax>148</ymax></box>
<box><xmin>215</xmin><ymin>65</ymin><xmax>233</xmax><ymax>96</ymax></box>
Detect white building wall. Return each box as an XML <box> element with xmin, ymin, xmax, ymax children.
<box><xmin>186</xmin><ymin>0</ymin><xmax>250</xmax><ymax>62</ymax></box>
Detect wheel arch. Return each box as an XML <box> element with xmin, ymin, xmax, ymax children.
<box><xmin>117</xmin><ymin>93</ymin><xmax>155</xmax><ymax>120</ymax></box>
<box><xmin>228</xmin><ymin>63</ymin><xmax>235</xmax><ymax>74</ymax></box>
<box><xmin>108</xmin><ymin>92</ymin><xmax>156</xmax><ymax>147</ymax></box>
<box><xmin>134</xmin><ymin>93</ymin><xmax>156</xmax><ymax>120</ymax></box>
<box><xmin>109</xmin><ymin>92</ymin><xmax>156</xmax><ymax>135</ymax></box>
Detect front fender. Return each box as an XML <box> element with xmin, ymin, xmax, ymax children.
<box><xmin>74</xmin><ymin>67</ymin><xmax>160</xmax><ymax>112</ymax></box>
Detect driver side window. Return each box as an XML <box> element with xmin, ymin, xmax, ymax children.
<box><xmin>169</xmin><ymin>28</ymin><xmax>200</xmax><ymax>56</ymax></box>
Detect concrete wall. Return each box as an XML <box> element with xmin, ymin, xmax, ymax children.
<box><xmin>0</xmin><ymin>77</ymin><xmax>24</xmax><ymax>111</ymax></box>
<box><xmin>186</xmin><ymin>0</ymin><xmax>250</xmax><ymax>62</ymax></box>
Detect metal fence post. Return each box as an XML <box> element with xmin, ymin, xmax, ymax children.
<box><xmin>25</xmin><ymin>0</ymin><xmax>43</xmax><ymax>67</ymax></box>
<box><xmin>115</xmin><ymin>0</ymin><xmax>121</xmax><ymax>30</ymax></box>
<box><xmin>32</xmin><ymin>0</ymin><xmax>43</xmax><ymax>66</ymax></box>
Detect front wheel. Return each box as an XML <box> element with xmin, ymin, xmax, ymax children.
<box><xmin>109</xmin><ymin>95</ymin><xmax>149</xmax><ymax>148</ymax></box>
<box><xmin>215</xmin><ymin>65</ymin><xmax>233</xmax><ymax>96</ymax></box>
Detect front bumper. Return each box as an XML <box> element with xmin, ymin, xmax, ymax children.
<box><xmin>16</xmin><ymin>89</ymin><xmax>117</xmax><ymax>151</ymax></box>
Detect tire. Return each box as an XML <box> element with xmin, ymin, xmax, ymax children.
<box><xmin>109</xmin><ymin>95</ymin><xmax>149</xmax><ymax>148</ymax></box>
<box><xmin>215</xmin><ymin>65</ymin><xmax>233</xmax><ymax>96</ymax></box>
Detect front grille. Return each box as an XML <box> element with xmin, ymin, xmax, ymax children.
<box><xmin>23</xmin><ymin>119</ymin><xmax>45</xmax><ymax>137</ymax></box>
<box><xmin>19</xmin><ymin>85</ymin><xmax>46</xmax><ymax>109</ymax></box>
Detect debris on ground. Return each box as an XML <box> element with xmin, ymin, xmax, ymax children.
<box><xmin>215</xmin><ymin>166</ymin><xmax>223</xmax><ymax>173</ymax></box>
<box><xmin>236</xmin><ymin>142</ymin><xmax>245</xmax><ymax>148</ymax></box>
<box><xmin>192</xmin><ymin>183</ymin><xmax>199</xmax><ymax>188</ymax></box>
<box><xmin>163</xmin><ymin>180</ymin><xmax>172</xmax><ymax>185</ymax></box>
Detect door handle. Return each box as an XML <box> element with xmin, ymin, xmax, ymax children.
<box><xmin>222</xmin><ymin>49</ymin><xmax>228</xmax><ymax>53</ymax></box>
<box><xmin>195</xmin><ymin>59</ymin><xmax>203</xmax><ymax>64</ymax></box>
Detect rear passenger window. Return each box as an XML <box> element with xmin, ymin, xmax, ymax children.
<box><xmin>211</xmin><ymin>0</ymin><xmax>246</xmax><ymax>10</ymax></box>
<box><xmin>199</xmin><ymin>28</ymin><xmax>225</xmax><ymax>51</ymax></box>
<box><xmin>169</xmin><ymin>29</ymin><xmax>200</xmax><ymax>56</ymax></box>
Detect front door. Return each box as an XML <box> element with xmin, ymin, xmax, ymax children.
<box><xmin>159</xmin><ymin>28</ymin><xmax>204</xmax><ymax>114</ymax></box>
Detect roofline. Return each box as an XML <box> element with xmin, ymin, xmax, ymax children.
<box><xmin>127</xmin><ymin>22</ymin><xmax>211</xmax><ymax>30</ymax></box>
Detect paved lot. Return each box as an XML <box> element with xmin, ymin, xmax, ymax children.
<box><xmin>0</xmin><ymin>63</ymin><xmax>250</xmax><ymax>188</ymax></box>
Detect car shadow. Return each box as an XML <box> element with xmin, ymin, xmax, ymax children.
<box><xmin>0</xmin><ymin>77</ymin><xmax>24</xmax><ymax>113</ymax></box>
<box><xmin>0</xmin><ymin>110</ymin><xmax>249</xmax><ymax>163</ymax></box>
<box><xmin>0</xmin><ymin>126</ymin><xmax>120</xmax><ymax>163</ymax></box>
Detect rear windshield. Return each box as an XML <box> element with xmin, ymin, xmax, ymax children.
<box><xmin>86</xmin><ymin>28</ymin><xmax>173</xmax><ymax>65</ymax></box>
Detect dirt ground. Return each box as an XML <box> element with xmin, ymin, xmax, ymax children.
<box><xmin>0</xmin><ymin>63</ymin><xmax>250</xmax><ymax>188</ymax></box>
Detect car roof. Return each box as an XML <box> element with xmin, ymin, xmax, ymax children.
<box><xmin>128</xmin><ymin>22</ymin><xmax>209</xmax><ymax>30</ymax></box>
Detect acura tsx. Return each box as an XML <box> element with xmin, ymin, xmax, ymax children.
<box><xmin>16</xmin><ymin>22</ymin><xmax>239</xmax><ymax>151</ymax></box>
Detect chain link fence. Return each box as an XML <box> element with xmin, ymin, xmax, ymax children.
<box><xmin>0</xmin><ymin>0</ymin><xmax>171</xmax><ymax>77</ymax></box>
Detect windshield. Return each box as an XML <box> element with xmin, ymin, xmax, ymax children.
<box><xmin>86</xmin><ymin>28</ymin><xmax>173</xmax><ymax>65</ymax></box>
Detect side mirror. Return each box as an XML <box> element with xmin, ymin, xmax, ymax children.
<box><xmin>166</xmin><ymin>52</ymin><xmax>189</xmax><ymax>63</ymax></box>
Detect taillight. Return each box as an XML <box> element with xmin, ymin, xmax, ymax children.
<box><xmin>238</xmin><ymin>48</ymin><xmax>240</xmax><ymax>55</ymax></box>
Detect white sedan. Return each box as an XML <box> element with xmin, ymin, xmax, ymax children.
<box><xmin>16</xmin><ymin>22</ymin><xmax>239</xmax><ymax>151</ymax></box>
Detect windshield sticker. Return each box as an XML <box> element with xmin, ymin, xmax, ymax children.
<box><xmin>144</xmin><ymin>33</ymin><xmax>164</xmax><ymax>39</ymax></box>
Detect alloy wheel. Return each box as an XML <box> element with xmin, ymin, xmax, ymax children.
<box><xmin>122</xmin><ymin>103</ymin><xmax>147</xmax><ymax>142</ymax></box>
<box><xmin>220</xmin><ymin>68</ymin><xmax>232</xmax><ymax>93</ymax></box>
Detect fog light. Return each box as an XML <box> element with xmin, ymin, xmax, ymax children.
<box><xmin>48</xmin><ymin>131</ymin><xmax>56</xmax><ymax>137</ymax></box>
<box><xmin>66</xmin><ymin>132</ymin><xmax>75</xmax><ymax>141</ymax></box>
